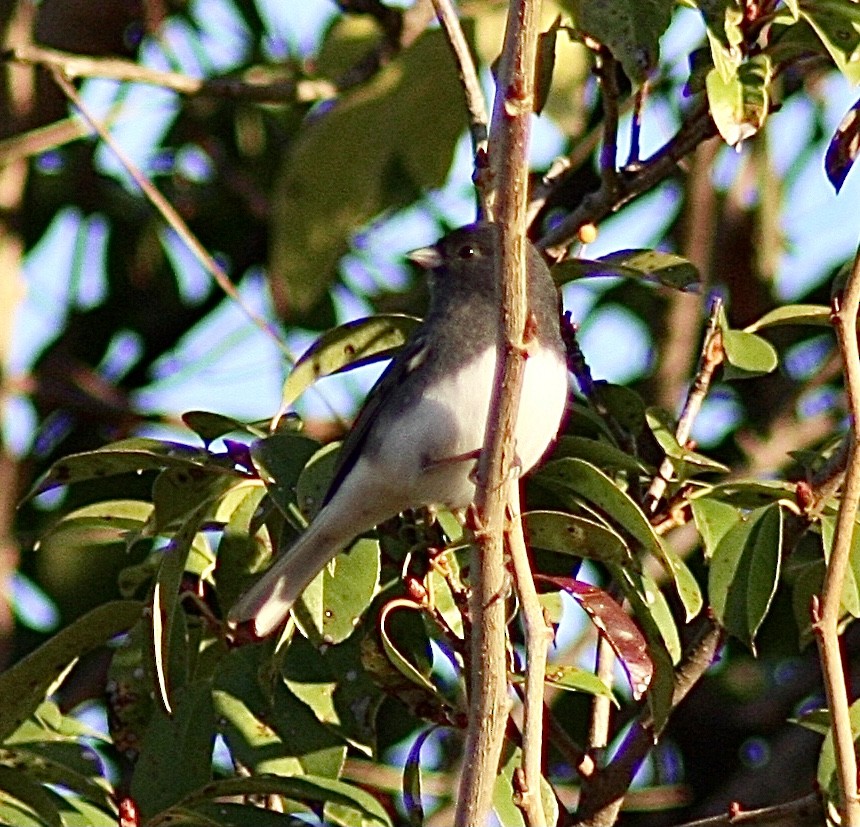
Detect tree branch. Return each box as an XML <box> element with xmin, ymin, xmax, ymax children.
<box><xmin>457</xmin><ymin>0</ymin><xmax>544</xmax><ymax>822</ymax></box>
<box><xmin>812</xmin><ymin>236</ymin><xmax>860</xmax><ymax>827</ymax></box>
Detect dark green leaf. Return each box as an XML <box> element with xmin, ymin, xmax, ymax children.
<box><xmin>0</xmin><ymin>766</ymin><xmax>62</xmax><ymax>827</ymax></box>
<box><xmin>709</xmin><ymin>504</ymin><xmax>783</xmax><ymax>650</ymax></box>
<box><xmin>181</xmin><ymin>411</ymin><xmax>267</xmax><ymax>445</ymax></box>
<box><xmin>0</xmin><ymin>601</ymin><xmax>142</xmax><ymax>741</ymax></box>
<box><xmin>552</xmin><ymin>249</ymin><xmax>700</xmax><ymax>292</ymax></box>
<box><xmin>563</xmin><ymin>0</ymin><xmax>674</xmax><ymax>83</ymax></box>
<box><xmin>553</xmin><ymin>435</ymin><xmax>652</xmax><ymax>474</ymax></box>
<box><xmin>800</xmin><ymin>0</ymin><xmax>860</xmax><ymax>84</ymax></box>
<box><xmin>250</xmin><ymin>433</ymin><xmax>323</xmax><ymax>519</ymax></box>
<box><xmin>818</xmin><ymin>698</ymin><xmax>860</xmax><ymax>807</ymax></box>
<box><xmin>522</xmin><ymin>509</ymin><xmax>631</xmax><ymax>564</ymax></box>
<box><xmin>690</xmin><ymin>496</ymin><xmax>742</xmax><ymax>559</ymax></box>
<box><xmin>269</xmin><ymin>28</ymin><xmax>469</xmax><ymax>316</ymax></box>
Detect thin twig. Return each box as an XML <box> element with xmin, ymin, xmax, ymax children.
<box><xmin>628</xmin><ymin>80</ymin><xmax>649</xmax><ymax>167</ymax></box>
<box><xmin>50</xmin><ymin>69</ymin><xmax>294</xmax><ymax>361</ymax></box>
<box><xmin>456</xmin><ymin>0</ymin><xmax>543</xmax><ymax>822</ymax></box>
<box><xmin>674</xmin><ymin>792</ymin><xmax>824</xmax><ymax>827</ymax></box>
<box><xmin>537</xmin><ymin>98</ymin><xmax>717</xmax><ymax>253</ymax></box>
<box><xmin>586</xmin><ymin>635</ymin><xmax>615</xmax><ymax>755</ymax></box>
<box><xmin>593</xmin><ymin>45</ymin><xmax>621</xmax><ymax>200</ymax></box>
<box><xmin>429</xmin><ymin>0</ymin><xmax>490</xmax><ymax>215</ymax></box>
<box><xmin>507</xmin><ymin>489</ymin><xmax>553</xmax><ymax>827</ymax></box>
<box><xmin>6</xmin><ymin>43</ymin><xmax>337</xmax><ymax>104</ymax></box>
<box><xmin>644</xmin><ymin>297</ymin><xmax>725</xmax><ymax>514</ymax></box>
<box><xmin>812</xmin><ymin>237</ymin><xmax>860</xmax><ymax>827</ymax></box>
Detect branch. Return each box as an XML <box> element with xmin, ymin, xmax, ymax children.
<box><xmin>5</xmin><ymin>43</ymin><xmax>337</xmax><ymax>104</ymax></box>
<box><xmin>537</xmin><ymin>98</ymin><xmax>718</xmax><ymax>253</ymax></box>
<box><xmin>573</xmin><ymin>617</ymin><xmax>722</xmax><ymax>827</ymax></box>
<box><xmin>644</xmin><ymin>297</ymin><xmax>724</xmax><ymax>514</ymax></box>
<box><xmin>673</xmin><ymin>792</ymin><xmax>824</xmax><ymax>827</ymax></box>
<box><xmin>456</xmin><ymin>0</ymin><xmax>543</xmax><ymax>822</ymax></box>
<box><xmin>812</xmin><ymin>237</ymin><xmax>860</xmax><ymax>827</ymax></box>
<box><xmin>507</xmin><ymin>489</ymin><xmax>553</xmax><ymax>827</ymax></box>
<box><xmin>429</xmin><ymin>0</ymin><xmax>489</xmax><ymax>215</ymax></box>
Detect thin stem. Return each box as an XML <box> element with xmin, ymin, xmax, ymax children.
<box><xmin>644</xmin><ymin>297</ymin><xmax>725</xmax><ymax>514</ymax></box>
<box><xmin>507</xmin><ymin>490</ymin><xmax>552</xmax><ymax>827</ymax></box>
<box><xmin>457</xmin><ymin>0</ymin><xmax>543</xmax><ymax>822</ymax></box>
<box><xmin>429</xmin><ymin>0</ymin><xmax>489</xmax><ymax>215</ymax></box>
<box><xmin>813</xmin><ymin>237</ymin><xmax>860</xmax><ymax>827</ymax></box>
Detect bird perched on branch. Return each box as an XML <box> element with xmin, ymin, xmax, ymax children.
<box><xmin>229</xmin><ymin>222</ymin><xmax>568</xmax><ymax>637</ymax></box>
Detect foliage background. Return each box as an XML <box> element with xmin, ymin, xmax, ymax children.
<box><xmin>2</xmin><ymin>0</ymin><xmax>860</xmax><ymax>825</ymax></box>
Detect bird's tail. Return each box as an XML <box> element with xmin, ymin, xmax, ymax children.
<box><xmin>227</xmin><ymin>513</ymin><xmax>350</xmax><ymax>637</ymax></box>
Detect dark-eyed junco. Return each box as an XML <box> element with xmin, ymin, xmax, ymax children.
<box><xmin>229</xmin><ymin>222</ymin><xmax>569</xmax><ymax>637</ymax></box>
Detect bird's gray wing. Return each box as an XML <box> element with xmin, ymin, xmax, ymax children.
<box><xmin>322</xmin><ymin>329</ymin><xmax>429</xmax><ymax>505</ymax></box>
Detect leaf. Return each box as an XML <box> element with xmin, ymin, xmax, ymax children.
<box><xmin>280</xmin><ymin>314</ymin><xmax>420</xmax><ymax>410</ymax></box>
<box><xmin>522</xmin><ymin>509</ymin><xmax>631</xmax><ymax>565</ymax></box>
<box><xmin>536</xmin><ymin>458</ymin><xmax>702</xmax><ymax>618</ymax></box>
<box><xmin>539</xmin><ymin>577</ymin><xmax>653</xmax><ymax>699</ymax></box>
<box><xmin>543</xmin><ymin>665</ymin><xmax>617</xmax><ymax>700</ymax></box>
<box><xmin>800</xmin><ymin>0</ymin><xmax>860</xmax><ymax>85</ymax></box>
<box><xmin>269</xmin><ymin>28</ymin><xmax>469</xmax><ymax>316</ymax></box>
<box><xmin>0</xmin><ymin>766</ymin><xmax>62</xmax><ymax>827</ymax></box>
<box><xmin>646</xmin><ymin>409</ymin><xmax>730</xmax><ymax>475</ymax></box>
<box><xmin>719</xmin><ymin>304</ymin><xmax>780</xmax><ymax>379</ymax></box>
<box><xmin>690</xmin><ymin>496</ymin><xmax>743</xmax><ymax>559</ymax></box>
<box><xmin>706</xmin><ymin>54</ymin><xmax>772</xmax><ymax>146</ymax></box>
<box><xmin>744</xmin><ymin>304</ymin><xmax>832</xmax><ymax>332</ymax></box>
<box><xmin>535</xmin><ymin>19</ymin><xmax>561</xmax><ymax>115</ymax></box>
<box><xmin>293</xmin><ymin>536</ymin><xmax>380</xmax><ymax>646</ymax></box>
<box><xmin>697</xmin><ymin>0</ymin><xmax>745</xmax><ymax>82</ymax></box>
<box><xmin>173</xmin><ymin>775</ymin><xmax>392</xmax><ymax>827</ymax></box>
<box><xmin>377</xmin><ymin>599</ymin><xmax>439</xmax><ymax>697</ymax></box>
<box><xmin>250</xmin><ymin>433</ymin><xmax>323</xmax><ymax>519</ymax></box>
<box><xmin>181</xmin><ymin>410</ymin><xmax>267</xmax><ymax>444</ymax></box>
<box><xmin>821</xmin><ymin>514</ymin><xmax>860</xmax><ymax>618</ymax></box>
<box><xmin>38</xmin><ymin>500</ymin><xmax>154</xmax><ymax>552</ymax></box>
<box><xmin>27</xmin><ymin>438</ymin><xmax>220</xmax><ymax>498</ymax></box>
<box><xmin>826</xmin><ymin>95</ymin><xmax>860</xmax><ymax>192</ymax></box>
<box><xmin>552</xmin><ymin>249</ymin><xmax>700</xmax><ymax>292</ymax></box>
<box><xmin>403</xmin><ymin>728</ymin><xmax>438</xmax><ymax>827</ymax></box>
<box><xmin>129</xmin><ymin>680</ymin><xmax>217</xmax><ymax>820</ymax></box>
<box><xmin>709</xmin><ymin>504</ymin><xmax>783</xmax><ymax>650</ymax></box>
<box><xmin>493</xmin><ymin>744</ymin><xmax>559</xmax><ymax>827</ymax></box>
<box><xmin>564</xmin><ymin>0</ymin><xmax>675</xmax><ymax>83</ymax></box>
<box><xmin>553</xmin><ymin>435</ymin><xmax>652</xmax><ymax>474</ymax></box>
<box><xmin>0</xmin><ymin>601</ymin><xmax>142</xmax><ymax>741</ymax></box>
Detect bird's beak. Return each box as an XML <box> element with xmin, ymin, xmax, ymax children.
<box><xmin>407</xmin><ymin>245</ymin><xmax>443</xmax><ymax>270</ymax></box>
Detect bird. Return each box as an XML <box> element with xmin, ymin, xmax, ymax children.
<box><xmin>228</xmin><ymin>222</ymin><xmax>569</xmax><ymax>637</ymax></box>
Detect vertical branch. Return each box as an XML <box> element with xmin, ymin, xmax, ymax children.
<box><xmin>456</xmin><ymin>0</ymin><xmax>543</xmax><ymax>824</ymax></box>
<box><xmin>429</xmin><ymin>0</ymin><xmax>489</xmax><ymax>216</ymax></box>
<box><xmin>814</xmin><ymin>238</ymin><xmax>860</xmax><ymax>827</ymax></box>
<box><xmin>507</xmin><ymin>489</ymin><xmax>553</xmax><ymax>826</ymax></box>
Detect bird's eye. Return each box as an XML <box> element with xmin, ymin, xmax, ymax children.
<box><xmin>457</xmin><ymin>244</ymin><xmax>478</xmax><ymax>260</ymax></box>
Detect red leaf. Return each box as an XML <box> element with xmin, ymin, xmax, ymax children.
<box><xmin>538</xmin><ymin>576</ymin><xmax>653</xmax><ymax>699</ymax></box>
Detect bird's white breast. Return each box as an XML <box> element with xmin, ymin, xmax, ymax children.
<box><xmin>372</xmin><ymin>344</ymin><xmax>568</xmax><ymax>510</ymax></box>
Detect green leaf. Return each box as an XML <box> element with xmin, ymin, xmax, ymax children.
<box><xmin>522</xmin><ymin>509</ymin><xmax>631</xmax><ymax>565</ymax></box>
<box><xmin>493</xmin><ymin>744</ymin><xmax>558</xmax><ymax>827</ymax></box>
<box><xmin>250</xmin><ymin>433</ymin><xmax>323</xmax><ymax>519</ymax></box>
<box><xmin>744</xmin><ymin>304</ymin><xmax>832</xmax><ymax>332</ymax></box>
<box><xmin>214</xmin><ymin>646</ymin><xmax>346</xmax><ymax>778</ymax></box>
<box><xmin>269</xmin><ymin>28</ymin><xmax>469</xmax><ymax>316</ymax></box>
<box><xmin>800</xmin><ymin>0</ymin><xmax>860</xmax><ymax>84</ymax></box>
<box><xmin>544</xmin><ymin>665</ymin><xmax>616</xmax><ymax>700</ymax></box>
<box><xmin>38</xmin><ymin>500</ymin><xmax>153</xmax><ymax>553</ymax></box>
<box><xmin>709</xmin><ymin>504</ymin><xmax>783</xmax><ymax>650</ymax></box>
<box><xmin>552</xmin><ymin>435</ymin><xmax>652</xmax><ymax>474</ymax></box>
<box><xmin>564</xmin><ymin>0</ymin><xmax>675</xmax><ymax>83</ymax></box>
<box><xmin>27</xmin><ymin>438</ymin><xmax>220</xmax><ymax>497</ymax></box>
<box><xmin>181</xmin><ymin>410</ymin><xmax>267</xmax><ymax>444</ymax></box>
<box><xmin>719</xmin><ymin>305</ymin><xmax>780</xmax><ymax>379</ymax></box>
<box><xmin>0</xmin><ymin>601</ymin><xmax>142</xmax><ymax>741</ymax></box>
<box><xmin>695</xmin><ymin>0</ymin><xmax>745</xmax><ymax>82</ymax></box>
<box><xmin>706</xmin><ymin>54</ymin><xmax>773</xmax><ymax>146</ymax></box>
<box><xmin>0</xmin><ymin>766</ymin><xmax>62</xmax><ymax>827</ymax></box>
<box><xmin>130</xmin><ymin>680</ymin><xmax>216</xmax><ymax>819</ymax></box>
<box><xmin>552</xmin><ymin>249</ymin><xmax>700</xmax><ymax>292</ymax></box>
<box><xmin>172</xmin><ymin>775</ymin><xmax>392</xmax><ymax>827</ymax></box>
<box><xmin>646</xmin><ymin>409</ymin><xmax>730</xmax><ymax>475</ymax></box>
<box><xmin>377</xmin><ymin>600</ymin><xmax>439</xmax><ymax>697</ymax></box>
<box><xmin>280</xmin><ymin>314</ymin><xmax>421</xmax><ymax>410</ymax></box>
<box><xmin>690</xmin><ymin>496</ymin><xmax>742</xmax><ymax>559</ymax></box>
<box><xmin>821</xmin><ymin>514</ymin><xmax>860</xmax><ymax>618</ymax></box>
<box><xmin>536</xmin><ymin>458</ymin><xmax>702</xmax><ymax>618</ymax></box>
<box><xmin>293</xmin><ymin>537</ymin><xmax>380</xmax><ymax>645</ymax></box>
